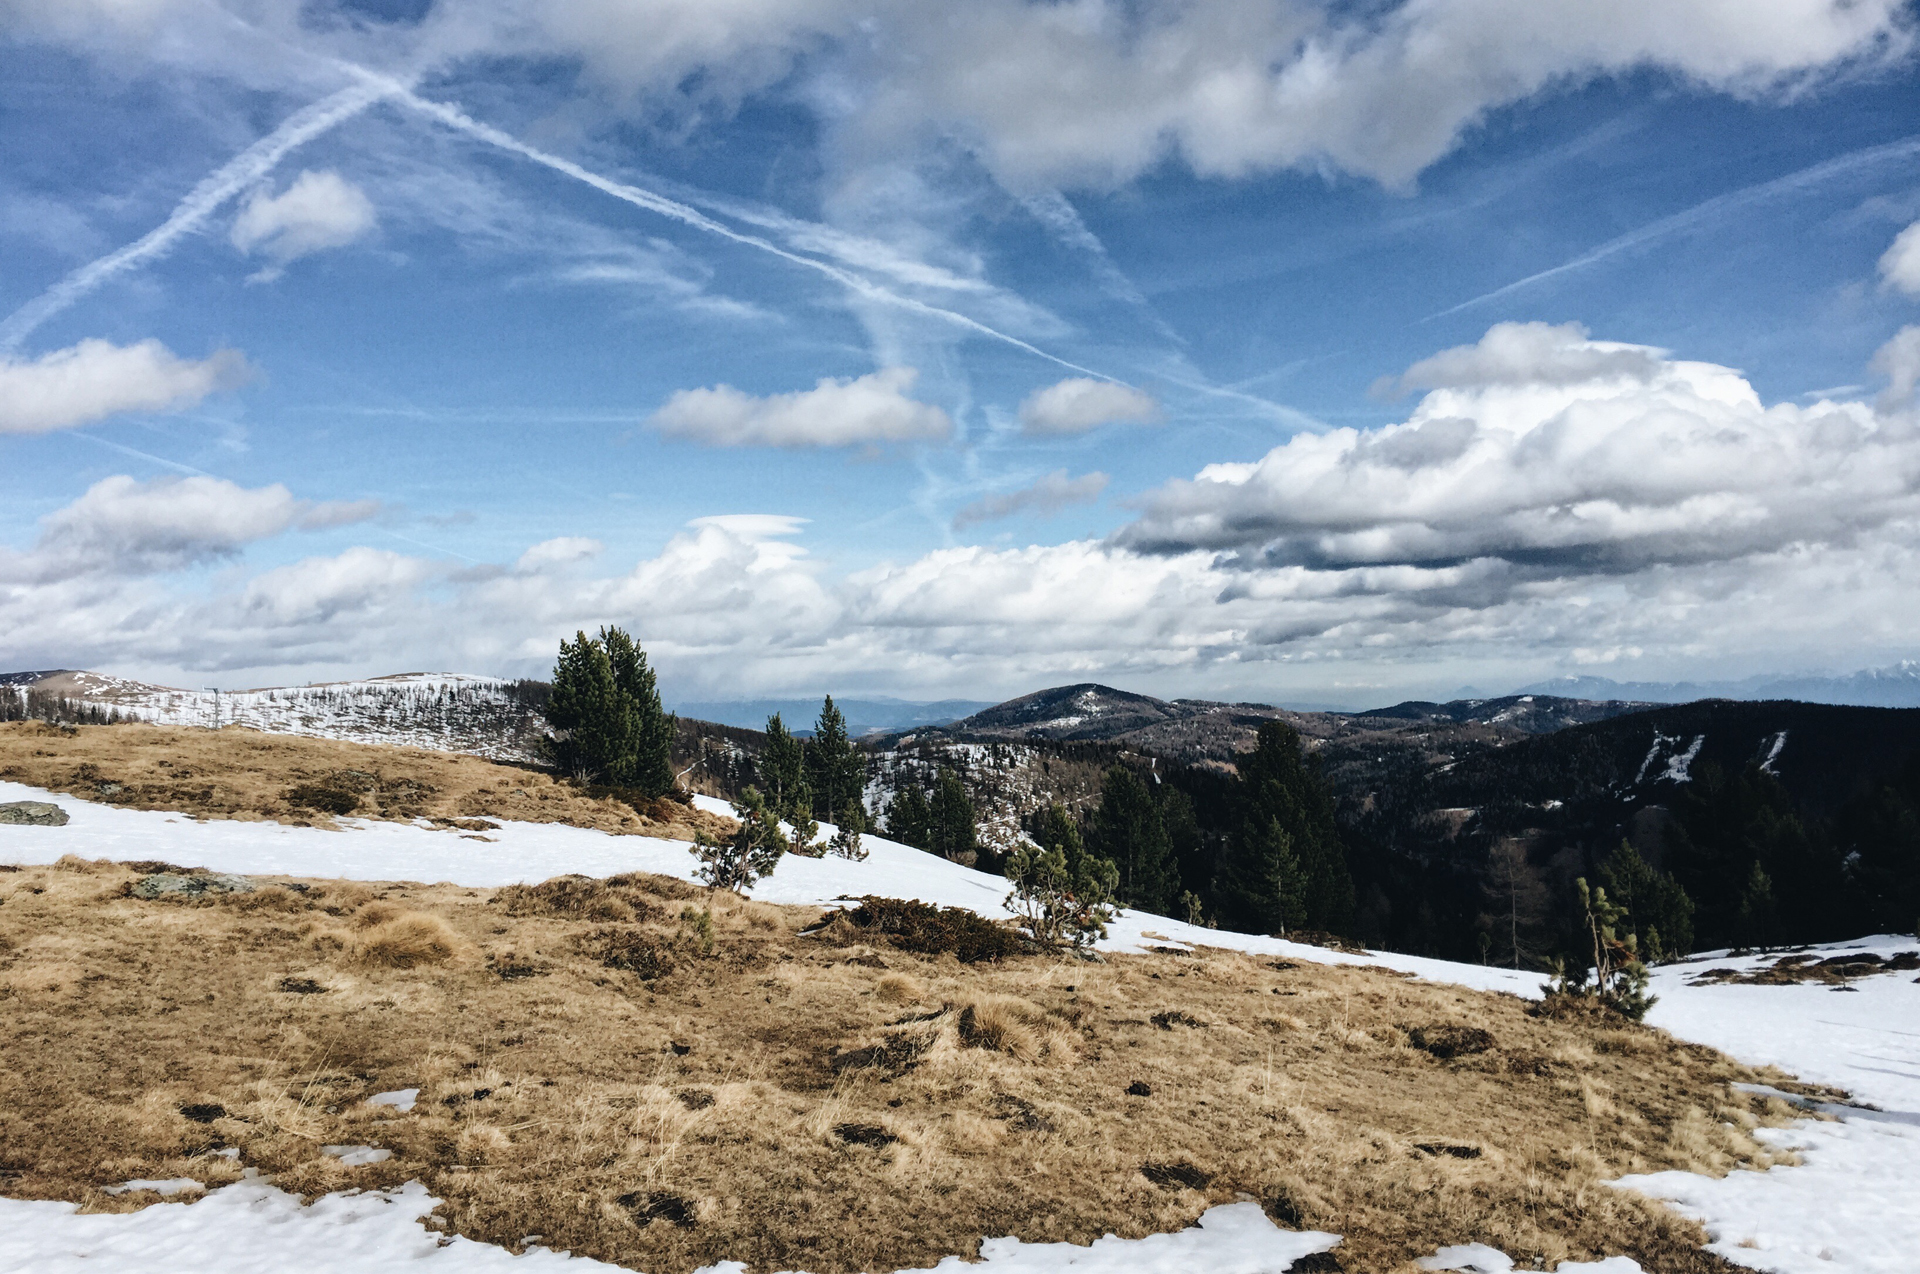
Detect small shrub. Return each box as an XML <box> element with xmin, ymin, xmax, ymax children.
<box><xmin>841</xmin><ymin>896</ymin><xmax>1023</xmax><ymax>963</ymax></box>
<box><xmin>355</xmin><ymin>911</ymin><xmax>462</xmax><ymax>967</ymax></box>
<box><xmin>1407</xmin><ymin>1024</ymin><xmax>1495</xmax><ymax>1059</ymax></box>
<box><xmin>284</xmin><ymin>785</ymin><xmax>359</xmax><ymax>816</ymax></box>
<box><xmin>495</xmin><ymin>876</ymin><xmax>643</xmax><ymax>922</ymax></box>
<box><xmin>1140</xmin><ymin>1160</ymin><xmax>1212</xmax><ymax>1190</ymax></box>
<box><xmin>617</xmin><ymin>1190</ymin><xmax>696</xmax><ymax>1229</ymax></box>
<box><xmin>833</xmin><ymin>1122</ymin><xmax>897</xmax><ymax>1147</ymax></box>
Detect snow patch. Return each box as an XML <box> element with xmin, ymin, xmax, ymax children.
<box><xmin>1658</xmin><ymin>735</ymin><xmax>1704</xmax><ymax>783</ymax></box>
<box><xmin>366</xmin><ymin>1089</ymin><xmax>418</xmax><ymax>1113</ymax></box>
<box><xmin>103</xmin><ymin>1179</ymin><xmax>205</xmax><ymax>1197</ymax></box>
<box><xmin>321</xmin><ymin>1146</ymin><xmax>391</xmax><ymax>1166</ymax></box>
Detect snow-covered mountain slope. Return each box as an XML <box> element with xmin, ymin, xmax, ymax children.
<box><xmin>3</xmin><ymin>782</ymin><xmax>1916</xmax><ymax>1272</ymax></box>
<box><xmin>10</xmin><ymin>671</ymin><xmax>548</xmax><ymax>762</ymax></box>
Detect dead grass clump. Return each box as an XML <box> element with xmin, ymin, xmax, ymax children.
<box><xmin>1408</xmin><ymin>1024</ymin><xmax>1495</xmax><ymax>1059</ymax></box>
<box><xmin>874</xmin><ymin>972</ymin><xmax>924</xmax><ymax>1004</ymax></box>
<box><xmin>585</xmin><ymin>927</ymin><xmax>673</xmax><ymax>979</ymax></box>
<box><xmin>838</xmin><ymin>896</ymin><xmax>1025</xmax><ymax>963</ymax></box>
<box><xmin>495</xmin><ymin>875</ymin><xmax>649</xmax><ymax>922</ymax></box>
<box><xmin>353</xmin><ymin>911</ymin><xmax>463</xmax><ymax>967</ymax></box>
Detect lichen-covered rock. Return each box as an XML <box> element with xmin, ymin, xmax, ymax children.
<box><xmin>0</xmin><ymin>800</ymin><xmax>69</xmax><ymax>826</ymax></box>
<box><xmin>131</xmin><ymin>872</ymin><xmax>256</xmax><ymax>899</ymax></box>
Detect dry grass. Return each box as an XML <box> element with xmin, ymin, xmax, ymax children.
<box><xmin>0</xmin><ymin>721</ymin><xmax>733</xmax><ymax>842</ymax></box>
<box><xmin>0</xmin><ymin>859</ymin><xmax>1819</xmax><ymax>1274</ymax></box>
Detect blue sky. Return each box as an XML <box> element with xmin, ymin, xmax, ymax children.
<box><xmin>4</xmin><ymin>1</ymin><xmax>1920</xmax><ymax>708</ymax></box>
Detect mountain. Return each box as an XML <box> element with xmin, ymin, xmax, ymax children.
<box><xmin>667</xmin><ymin>696</ymin><xmax>992</xmax><ymax>737</ymax></box>
<box><xmin>1518</xmin><ymin>660</ymin><xmax>1920</xmax><ymax>709</ymax></box>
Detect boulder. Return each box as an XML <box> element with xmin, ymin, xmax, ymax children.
<box><xmin>131</xmin><ymin>872</ymin><xmax>256</xmax><ymax>899</ymax></box>
<box><xmin>0</xmin><ymin>801</ymin><xmax>69</xmax><ymax>826</ymax></box>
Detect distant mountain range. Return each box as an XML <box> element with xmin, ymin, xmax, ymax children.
<box><xmin>1516</xmin><ymin>661</ymin><xmax>1920</xmax><ymax>709</ymax></box>
<box><xmin>667</xmin><ymin>696</ymin><xmax>993</xmax><ymax>737</ymax></box>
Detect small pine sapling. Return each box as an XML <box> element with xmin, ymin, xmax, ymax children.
<box><xmin>784</xmin><ymin>784</ymin><xmax>822</xmax><ymax>857</ymax></box>
<box><xmin>1560</xmin><ymin>877</ymin><xmax>1658</xmax><ymax>1020</ymax></box>
<box><xmin>828</xmin><ymin>800</ymin><xmax>867</xmax><ymax>861</ymax></box>
<box><xmin>1004</xmin><ymin>803</ymin><xmax>1119</xmax><ymax>949</ymax></box>
<box><xmin>690</xmin><ymin>786</ymin><xmax>787</xmax><ymax>891</ymax></box>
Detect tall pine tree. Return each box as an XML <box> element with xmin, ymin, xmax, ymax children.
<box><xmin>928</xmin><ymin>767</ymin><xmax>979</xmax><ymax>863</ymax></box>
<box><xmin>599</xmin><ymin>626</ymin><xmax>674</xmax><ymax>795</ymax></box>
<box><xmin>1088</xmin><ymin>766</ymin><xmax>1177</xmax><ymax>915</ymax></box>
<box><xmin>758</xmin><ymin>713</ymin><xmax>808</xmax><ymax>818</ymax></box>
<box><xmin>805</xmin><ymin>695</ymin><xmax>866</xmax><ymax>825</ymax></box>
<box><xmin>1218</xmin><ymin>722</ymin><xmax>1353</xmax><ymax>936</ymax></box>
<box><xmin>886</xmin><ymin>783</ymin><xmax>933</xmax><ymax>850</ymax></box>
<box><xmin>544</xmin><ymin>631</ymin><xmax>635</xmax><ymax>785</ymax></box>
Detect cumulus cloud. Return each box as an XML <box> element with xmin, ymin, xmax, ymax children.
<box><xmin>1120</xmin><ymin>321</ymin><xmax>1920</xmax><ymax>576</ymax></box>
<box><xmin>2</xmin><ymin>475</ymin><xmax>379</xmax><ymax>582</ymax></box>
<box><xmin>0</xmin><ymin>339</ymin><xmax>249</xmax><ymax>435</ymax></box>
<box><xmin>1018</xmin><ymin>378</ymin><xmax>1161</xmax><ymax>435</ymax></box>
<box><xmin>650</xmin><ymin>366</ymin><xmax>951</xmax><ymax>447</ymax></box>
<box><xmin>475</xmin><ymin>0</ymin><xmax>1908</xmax><ymax>188</ymax></box>
<box><xmin>231</xmin><ymin>169</ymin><xmax>376</xmax><ymax>279</ymax></box>
<box><xmin>953</xmin><ymin>470</ymin><xmax>1110</xmax><ymax>529</ymax></box>
<box><xmin>1879</xmin><ymin>221</ymin><xmax>1920</xmax><ymax>297</ymax></box>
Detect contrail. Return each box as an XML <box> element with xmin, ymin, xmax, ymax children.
<box><xmin>360</xmin><ymin>71</ymin><xmax>1116</xmax><ymax>382</ymax></box>
<box><xmin>0</xmin><ymin>80</ymin><xmax>395</xmax><ymax>352</ymax></box>
<box><xmin>1427</xmin><ymin>132</ymin><xmax>1920</xmax><ymax>321</ymax></box>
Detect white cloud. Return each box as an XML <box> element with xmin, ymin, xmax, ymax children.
<box><xmin>516</xmin><ymin>537</ymin><xmax>603</xmax><ymax>571</ymax></box>
<box><xmin>231</xmin><ymin>169</ymin><xmax>376</xmax><ymax>278</ymax></box>
<box><xmin>1018</xmin><ymin>378</ymin><xmax>1161</xmax><ymax>435</ymax></box>
<box><xmin>0</xmin><ymin>339</ymin><xmax>249</xmax><ymax>435</ymax></box>
<box><xmin>492</xmin><ymin>0</ymin><xmax>1909</xmax><ymax>188</ymax></box>
<box><xmin>953</xmin><ymin>470</ymin><xmax>1110</xmax><ymax>529</ymax></box>
<box><xmin>1121</xmin><ymin>321</ymin><xmax>1920</xmax><ymax>575</ymax></box>
<box><xmin>650</xmin><ymin>366</ymin><xmax>951</xmax><ymax>447</ymax></box>
<box><xmin>1879</xmin><ymin>221</ymin><xmax>1920</xmax><ymax>297</ymax></box>
<box><xmin>2</xmin><ymin>475</ymin><xmax>378</xmax><ymax>582</ymax></box>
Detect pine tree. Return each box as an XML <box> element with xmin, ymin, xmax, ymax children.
<box><xmin>1598</xmin><ymin>839</ymin><xmax>1695</xmax><ymax>961</ymax></box>
<box><xmin>928</xmin><ymin>767</ymin><xmax>979</xmax><ymax>863</ymax></box>
<box><xmin>1218</xmin><ymin>722</ymin><xmax>1353</xmax><ymax>935</ymax></box>
<box><xmin>805</xmin><ymin>695</ymin><xmax>866</xmax><ymax>822</ymax></box>
<box><xmin>1005</xmin><ymin>802</ymin><xmax>1119</xmax><ymax>947</ymax></box>
<box><xmin>543</xmin><ymin>631</ymin><xmax>635</xmax><ymax>784</ymax></box>
<box><xmin>758</xmin><ymin>714</ymin><xmax>807</xmax><ymax>818</ymax></box>
<box><xmin>886</xmin><ymin>783</ymin><xmax>933</xmax><ymax>850</ymax></box>
<box><xmin>600</xmin><ymin>626</ymin><xmax>674</xmax><ymax>796</ymax></box>
<box><xmin>691</xmin><ymin>786</ymin><xmax>787</xmax><ymax>891</ymax></box>
<box><xmin>1088</xmin><ymin>766</ymin><xmax>1177</xmax><ymax>916</ymax></box>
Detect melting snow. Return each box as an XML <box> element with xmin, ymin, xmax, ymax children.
<box><xmin>1658</xmin><ymin>735</ymin><xmax>1705</xmax><ymax>784</ymax></box>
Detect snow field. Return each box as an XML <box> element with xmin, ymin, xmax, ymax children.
<box><xmin>5</xmin><ymin>782</ymin><xmax>1919</xmax><ymax>1271</ymax></box>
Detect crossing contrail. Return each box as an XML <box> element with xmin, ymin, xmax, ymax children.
<box><xmin>0</xmin><ymin>80</ymin><xmax>395</xmax><ymax>352</ymax></box>
<box><xmin>355</xmin><ymin>70</ymin><xmax>1115</xmax><ymax>382</ymax></box>
<box><xmin>1426</xmin><ymin>131</ymin><xmax>1920</xmax><ymax>321</ymax></box>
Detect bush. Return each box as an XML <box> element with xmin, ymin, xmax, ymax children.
<box><xmin>840</xmin><ymin>896</ymin><xmax>1024</xmax><ymax>963</ymax></box>
<box><xmin>690</xmin><ymin>787</ymin><xmax>786</xmax><ymax>892</ymax></box>
<box><xmin>284</xmin><ymin>784</ymin><xmax>359</xmax><ymax>815</ymax></box>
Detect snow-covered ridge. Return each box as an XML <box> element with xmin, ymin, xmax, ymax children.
<box><xmin>10</xmin><ymin>672</ymin><xmax>547</xmax><ymax>763</ymax></box>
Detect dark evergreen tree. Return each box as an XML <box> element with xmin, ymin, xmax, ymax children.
<box><xmin>886</xmin><ymin>783</ymin><xmax>933</xmax><ymax>850</ymax></box>
<box><xmin>1837</xmin><ymin>750</ymin><xmax>1920</xmax><ymax>935</ymax></box>
<box><xmin>1217</xmin><ymin>722</ymin><xmax>1353</xmax><ymax>935</ymax></box>
<box><xmin>1597</xmin><ymin>840</ymin><xmax>1695</xmax><ymax>961</ymax></box>
<box><xmin>1667</xmin><ymin>762</ymin><xmax>1845</xmax><ymax>948</ymax></box>
<box><xmin>758</xmin><ymin>713</ymin><xmax>807</xmax><ymax>818</ymax></box>
<box><xmin>1088</xmin><ymin>766</ymin><xmax>1177</xmax><ymax>915</ymax></box>
<box><xmin>805</xmin><ymin>695</ymin><xmax>866</xmax><ymax>823</ymax></box>
<box><xmin>1005</xmin><ymin>802</ymin><xmax>1119</xmax><ymax>946</ymax></box>
<box><xmin>543</xmin><ymin>631</ymin><xmax>635</xmax><ymax>784</ymax></box>
<box><xmin>599</xmin><ymin>626</ymin><xmax>674</xmax><ymax>795</ymax></box>
<box><xmin>928</xmin><ymin>767</ymin><xmax>979</xmax><ymax>863</ymax></box>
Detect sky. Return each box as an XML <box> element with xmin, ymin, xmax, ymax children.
<box><xmin>3</xmin><ymin>0</ymin><xmax>1920</xmax><ymax>710</ymax></box>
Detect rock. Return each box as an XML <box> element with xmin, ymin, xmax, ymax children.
<box><xmin>131</xmin><ymin>872</ymin><xmax>256</xmax><ymax>899</ymax></box>
<box><xmin>0</xmin><ymin>801</ymin><xmax>69</xmax><ymax>826</ymax></box>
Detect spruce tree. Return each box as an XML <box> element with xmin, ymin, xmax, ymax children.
<box><xmin>1218</xmin><ymin>722</ymin><xmax>1353</xmax><ymax>936</ymax></box>
<box><xmin>543</xmin><ymin>631</ymin><xmax>634</xmax><ymax>783</ymax></box>
<box><xmin>805</xmin><ymin>695</ymin><xmax>865</xmax><ymax>822</ymax></box>
<box><xmin>1598</xmin><ymin>840</ymin><xmax>1695</xmax><ymax>961</ymax></box>
<box><xmin>929</xmin><ymin>767</ymin><xmax>979</xmax><ymax>863</ymax></box>
<box><xmin>886</xmin><ymin>783</ymin><xmax>933</xmax><ymax>850</ymax></box>
<box><xmin>600</xmin><ymin>626</ymin><xmax>674</xmax><ymax>796</ymax></box>
<box><xmin>1088</xmin><ymin>766</ymin><xmax>1177</xmax><ymax>916</ymax></box>
<box><xmin>758</xmin><ymin>714</ymin><xmax>807</xmax><ymax>818</ymax></box>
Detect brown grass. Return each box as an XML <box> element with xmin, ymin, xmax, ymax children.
<box><xmin>0</xmin><ymin>858</ymin><xmax>1818</xmax><ymax>1274</ymax></box>
<box><xmin>0</xmin><ymin>721</ymin><xmax>733</xmax><ymax>842</ymax></box>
